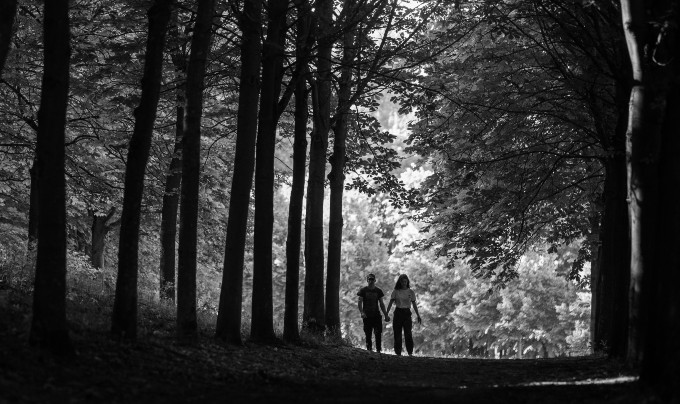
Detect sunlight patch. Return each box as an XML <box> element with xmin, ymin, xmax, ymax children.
<box><xmin>507</xmin><ymin>375</ymin><xmax>638</xmax><ymax>387</ymax></box>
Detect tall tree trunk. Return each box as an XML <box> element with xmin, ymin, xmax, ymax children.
<box><xmin>620</xmin><ymin>3</ymin><xmax>676</xmax><ymax>391</ymax></box>
<box><xmin>215</xmin><ymin>0</ymin><xmax>263</xmax><ymax>345</ymax></box>
<box><xmin>0</xmin><ymin>0</ymin><xmax>17</xmax><ymax>75</ymax></box>
<box><xmin>159</xmin><ymin>106</ymin><xmax>183</xmax><ymax>300</ymax></box>
<box><xmin>250</xmin><ymin>0</ymin><xmax>289</xmax><ymax>343</ymax></box>
<box><xmin>303</xmin><ymin>0</ymin><xmax>333</xmax><ymax>335</ymax></box>
<box><xmin>159</xmin><ymin>16</ymin><xmax>187</xmax><ymax>302</ymax></box>
<box><xmin>90</xmin><ymin>207</ymin><xmax>117</xmax><ymax>269</ymax></box>
<box><xmin>283</xmin><ymin>0</ymin><xmax>312</xmax><ymax>343</ymax></box>
<box><xmin>592</xmin><ymin>92</ymin><xmax>630</xmax><ymax>358</ymax></box>
<box><xmin>594</xmin><ymin>153</ymin><xmax>630</xmax><ymax>358</ymax></box>
<box><xmin>111</xmin><ymin>0</ymin><xmax>173</xmax><ymax>340</ymax></box>
<box><xmin>621</xmin><ymin>1</ymin><xmax>680</xmax><ymax>400</ymax></box>
<box><xmin>325</xmin><ymin>5</ymin><xmax>356</xmax><ymax>336</ymax></box>
<box><xmin>176</xmin><ymin>0</ymin><xmax>215</xmax><ymax>342</ymax></box>
<box><xmin>29</xmin><ymin>0</ymin><xmax>72</xmax><ymax>355</ymax></box>
<box><xmin>25</xmin><ymin>159</ymin><xmax>39</xmax><ymax>271</ymax></box>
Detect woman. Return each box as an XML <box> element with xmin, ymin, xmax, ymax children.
<box><xmin>386</xmin><ymin>274</ymin><xmax>421</xmax><ymax>356</ymax></box>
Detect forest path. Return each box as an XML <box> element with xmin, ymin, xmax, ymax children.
<box><xmin>0</xmin><ymin>290</ymin><xmax>640</xmax><ymax>403</ymax></box>
<box><xmin>1</xmin><ymin>324</ymin><xmax>641</xmax><ymax>404</ymax></box>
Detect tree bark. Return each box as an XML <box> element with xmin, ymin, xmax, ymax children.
<box><xmin>283</xmin><ymin>0</ymin><xmax>312</xmax><ymax>343</ymax></box>
<box><xmin>620</xmin><ymin>6</ymin><xmax>678</xmax><ymax>402</ymax></box>
<box><xmin>250</xmin><ymin>0</ymin><xmax>289</xmax><ymax>343</ymax></box>
<box><xmin>215</xmin><ymin>0</ymin><xmax>263</xmax><ymax>345</ymax></box>
<box><xmin>325</xmin><ymin>3</ymin><xmax>356</xmax><ymax>336</ymax></box>
<box><xmin>0</xmin><ymin>0</ymin><xmax>17</xmax><ymax>75</ymax></box>
<box><xmin>176</xmin><ymin>0</ymin><xmax>215</xmax><ymax>342</ymax></box>
<box><xmin>90</xmin><ymin>207</ymin><xmax>116</xmax><ymax>269</ymax></box>
<box><xmin>593</xmin><ymin>154</ymin><xmax>630</xmax><ymax>358</ymax></box>
<box><xmin>25</xmin><ymin>159</ymin><xmax>39</xmax><ymax>271</ymax></box>
<box><xmin>592</xmin><ymin>89</ymin><xmax>630</xmax><ymax>358</ymax></box>
<box><xmin>29</xmin><ymin>0</ymin><xmax>72</xmax><ymax>355</ymax></box>
<box><xmin>159</xmin><ymin>14</ymin><xmax>187</xmax><ymax>302</ymax></box>
<box><xmin>303</xmin><ymin>0</ymin><xmax>333</xmax><ymax>335</ymax></box>
<box><xmin>111</xmin><ymin>0</ymin><xmax>173</xmax><ymax>340</ymax></box>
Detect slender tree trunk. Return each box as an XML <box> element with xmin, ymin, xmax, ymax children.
<box><xmin>111</xmin><ymin>0</ymin><xmax>173</xmax><ymax>340</ymax></box>
<box><xmin>176</xmin><ymin>0</ymin><xmax>215</xmax><ymax>342</ymax></box>
<box><xmin>159</xmin><ymin>17</ymin><xmax>187</xmax><ymax>301</ymax></box>
<box><xmin>215</xmin><ymin>0</ymin><xmax>263</xmax><ymax>345</ymax></box>
<box><xmin>325</xmin><ymin>6</ymin><xmax>356</xmax><ymax>336</ymax></box>
<box><xmin>90</xmin><ymin>207</ymin><xmax>116</xmax><ymax>269</ymax></box>
<box><xmin>25</xmin><ymin>159</ymin><xmax>39</xmax><ymax>271</ymax></box>
<box><xmin>29</xmin><ymin>0</ymin><xmax>72</xmax><ymax>355</ymax></box>
<box><xmin>0</xmin><ymin>0</ymin><xmax>17</xmax><ymax>75</ymax></box>
<box><xmin>283</xmin><ymin>0</ymin><xmax>312</xmax><ymax>343</ymax></box>
<box><xmin>303</xmin><ymin>0</ymin><xmax>333</xmax><ymax>335</ymax></box>
<box><xmin>159</xmin><ymin>109</ymin><xmax>183</xmax><ymax>300</ymax></box>
<box><xmin>250</xmin><ymin>0</ymin><xmax>289</xmax><ymax>343</ymax></box>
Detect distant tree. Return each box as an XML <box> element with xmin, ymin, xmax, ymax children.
<box><xmin>111</xmin><ymin>0</ymin><xmax>173</xmax><ymax>340</ymax></box>
<box><xmin>283</xmin><ymin>0</ymin><xmax>312</xmax><ymax>343</ymax></box>
<box><xmin>29</xmin><ymin>0</ymin><xmax>73</xmax><ymax>355</ymax></box>
<box><xmin>215</xmin><ymin>0</ymin><xmax>263</xmax><ymax>345</ymax></box>
<box><xmin>159</xmin><ymin>8</ymin><xmax>188</xmax><ymax>301</ymax></box>
<box><xmin>250</xmin><ymin>0</ymin><xmax>290</xmax><ymax>342</ymax></box>
<box><xmin>177</xmin><ymin>0</ymin><xmax>216</xmax><ymax>342</ymax></box>
<box><xmin>302</xmin><ymin>0</ymin><xmax>333</xmax><ymax>334</ymax></box>
<box><xmin>325</xmin><ymin>0</ymin><xmax>358</xmax><ymax>336</ymax></box>
<box><xmin>89</xmin><ymin>207</ymin><xmax>118</xmax><ymax>269</ymax></box>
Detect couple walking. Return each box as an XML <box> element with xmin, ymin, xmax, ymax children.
<box><xmin>357</xmin><ymin>273</ymin><xmax>421</xmax><ymax>356</ymax></box>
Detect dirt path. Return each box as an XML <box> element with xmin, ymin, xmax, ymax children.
<box><xmin>1</xmin><ymin>330</ymin><xmax>641</xmax><ymax>404</ymax></box>
<box><xmin>0</xmin><ymin>290</ymin><xmax>641</xmax><ymax>403</ymax></box>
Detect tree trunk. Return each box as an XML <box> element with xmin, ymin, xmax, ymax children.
<box><xmin>159</xmin><ymin>108</ymin><xmax>183</xmax><ymax>301</ymax></box>
<box><xmin>29</xmin><ymin>0</ymin><xmax>72</xmax><ymax>356</ymax></box>
<box><xmin>303</xmin><ymin>0</ymin><xmax>333</xmax><ymax>335</ymax></box>
<box><xmin>620</xmin><ymin>7</ymin><xmax>678</xmax><ymax>402</ymax></box>
<box><xmin>25</xmin><ymin>159</ymin><xmax>39</xmax><ymax>272</ymax></box>
<box><xmin>620</xmin><ymin>0</ymin><xmax>670</xmax><ymax>366</ymax></box>
<box><xmin>592</xmin><ymin>94</ymin><xmax>630</xmax><ymax>358</ymax></box>
<box><xmin>111</xmin><ymin>0</ymin><xmax>173</xmax><ymax>340</ymax></box>
<box><xmin>159</xmin><ymin>16</ymin><xmax>187</xmax><ymax>302</ymax></box>
<box><xmin>0</xmin><ymin>0</ymin><xmax>17</xmax><ymax>75</ymax></box>
<box><xmin>250</xmin><ymin>0</ymin><xmax>288</xmax><ymax>343</ymax></box>
<box><xmin>176</xmin><ymin>0</ymin><xmax>215</xmax><ymax>342</ymax></box>
<box><xmin>325</xmin><ymin>5</ymin><xmax>356</xmax><ymax>336</ymax></box>
<box><xmin>594</xmin><ymin>155</ymin><xmax>630</xmax><ymax>357</ymax></box>
<box><xmin>90</xmin><ymin>207</ymin><xmax>116</xmax><ymax>269</ymax></box>
<box><xmin>215</xmin><ymin>0</ymin><xmax>263</xmax><ymax>345</ymax></box>
<box><xmin>283</xmin><ymin>0</ymin><xmax>311</xmax><ymax>343</ymax></box>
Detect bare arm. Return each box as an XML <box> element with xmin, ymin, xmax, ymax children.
<box><xmin>358</xmin><ymin>296</ymin><xmax>366</xmax><ymax>318</ymax></box>
<box><xmin>379</xmin><ymin>297</ymin><xmax>390</xmax><ymax>321</ymax></box>
<box><xmin>412</xmin><ymin>300</ymin><xmax>421</xmax><ymax>324</ymax></box>
<box><xmin>386</xmin><ymin>298</ymin><xmax>394</xmax><ymax>314</ymax></box>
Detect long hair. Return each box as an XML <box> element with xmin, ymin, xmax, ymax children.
<box><xmin>394</xmin><ymin>274</ymin><xmax>410</xmax><ymax>290</ymax></box>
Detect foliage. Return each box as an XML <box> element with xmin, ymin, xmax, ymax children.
<box><xmin>394</xmin><ymin>1</ymin><xmax>624</xmax><ymax>284</ymax></box>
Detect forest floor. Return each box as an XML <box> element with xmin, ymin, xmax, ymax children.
<box><xmin>0</xmin><ymin>288</ymin><xmax>644</xmax><ymax>404</ymax></box>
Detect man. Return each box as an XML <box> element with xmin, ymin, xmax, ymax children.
<box><xmin>357</xmin><ymin>273</ymin><xmax>390</xmax><ymax>353</ymax></box>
